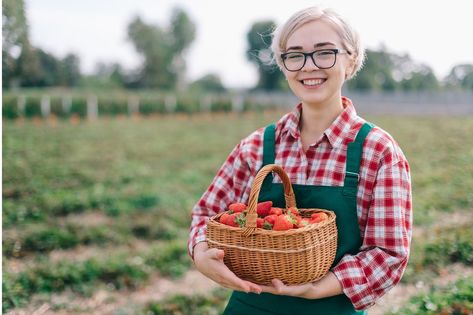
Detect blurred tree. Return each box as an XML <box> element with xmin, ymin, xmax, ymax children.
<box><xmin>80</xmin><ymin>62</ymin><xmax>126</xmax><ymax>88</ymax></box>
<box><xmin>347</xmin><ymin>47</ymin><xmax>440</xmax><ymax>91</ymax></box>
<box><xmin>347</xmin><ymin>48</ymin><xmax>398</xmax><ymax>91</ymax></box>
<box><xmin>246</xmin><ymin>21</ymin><xmax>285</xmax><ymax>91</ymax></box>
<box><xmin>127</xmin><ymin>7</ymin><xmax>196</xmax><ymax>90</ymax></box>
<box><xmin>189</xmin><ymin>73</ymin><xmax>226</xmax><ymax>92</ymax></box>
<box><xmin>60</xmin><ymin>53</ymin><xmax>81</xmax><ymax>86</ymax></box>
<box><xmin>2</xmin><ymin>0</ymin><xmax>41</xmax><ymax>88</ymax></box>
<box><xmin>445</xmin><ymin>64</ymin><xmax>473</xmax><ymax>90</ymax></box>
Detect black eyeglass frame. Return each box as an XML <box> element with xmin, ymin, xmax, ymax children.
<box><xmin>280</xmin><ymin>48</ymin><xmax>351</xmax><ymax>72</ymax></box>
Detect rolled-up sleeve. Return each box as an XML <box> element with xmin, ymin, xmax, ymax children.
<box><xmin>332</xmin><ymin>158</ymin><xmax>412</xmax><ymax>310</ymax></box>
<box><xmin>187</xmin><ymin>131</ymin><xmax>262</xmax><ymax>260</ymax></box>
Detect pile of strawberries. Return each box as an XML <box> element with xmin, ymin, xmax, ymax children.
<box><xmin>218</xmin><ymin>201</ymin><xmax>328</xmax><ymax>231</ymax></box>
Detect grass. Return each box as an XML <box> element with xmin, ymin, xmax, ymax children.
<box><xmin>2</xmin><ymin>110</ymin><xmax>473</xmax><ymax>312</ymax></box>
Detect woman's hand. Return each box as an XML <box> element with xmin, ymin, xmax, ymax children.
<box><xmin>260</xmin><ymin>272</ymin><xmax>343</xmax><ymax>299</ymax></box>
<box><xmin>260</xmin><ymin>279</ymin><xmax>316</xmax><ymax>299</ymax></box>
<box><xmin>193</xmin><ymin>242</ymin><xmax>262</xmax><ymax>294</ymax></box>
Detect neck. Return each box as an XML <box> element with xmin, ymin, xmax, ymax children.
<box><xmin>299</xmin><ymin>97</ymin><xmax>344</xmax><ymax>138</ymax></box>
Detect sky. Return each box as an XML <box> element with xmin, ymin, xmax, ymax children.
<box><xmin>25</xmin><ymin>0</ymin><xmax>473</xmax><ymax>88</ymax></box>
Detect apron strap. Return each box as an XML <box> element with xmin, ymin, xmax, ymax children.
<box><xmin>343</xmin><ymin>122</ymin><xmax>374</xmax><ymax>196</ymax></box>
<box><xmin>262</xmin><ymin>123</ymin><xmax>276</xmax><ymax>186</ymax></box>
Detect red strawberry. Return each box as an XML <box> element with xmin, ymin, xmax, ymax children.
<box><xmin>273</xmin><ymin>214</ymin><xmax>296</xmax><ymax>231</ymax></box>
<box><xmin>310</xmin><ymin>212</ymin><xmax>328</xmax><ymax>224</ymax></box>
<box><xmin>257</xmin><ymin>201</ymin><xmax>273</xmax><ymax>217</ymax></box>
<box><xmin>256</xmin><ymin>218</ymin><xmax>264</xmax><ymax>228</ymax></box>
<box><xmin>226</xmin><ymin>213</ymin><xmax>239</xmax><ymax>227</ymax></box>
<box><xmin>229</xmin><ymin>202</ymin><xmax>247</xmax><ymax>213</ymax></box>
<box><xmin>287</xmin><ymin>207</ymin><xmax>299</xmax><ymax>216</ymax></box>
<box><xmin>219</xmin><ymin>212</ymin><xmax>230</xmax><ymax>225</ymax></box>
<box><xmin>297</xmin><ymin>218</ymin><xmax>311</xmax><ymax>228</ymax></box>
<box><xmin>264</xmin><ymin>214</ymin><xmax>278</xmax><ymax>226</ymax></box>
<box><xmin>269</xmin><ymin>207</ymin><xmax>283</xmax><ymax>216</ymax></box>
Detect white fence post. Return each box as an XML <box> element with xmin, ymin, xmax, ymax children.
<box><xmin>62</xmin><ymin>95</ymin><xmax>72</xmax><ymax>114</ymax></box>
<box><xmin>17</xmin><ymin>95</ymin><xmax>26</xmax><ymax>116</ymax></box>
<box><xmin>200</xmin><ymin>95</ymin><xmax>212</xmax><ymax>112</ymax></box>
<box><xmin>87</xmin><ymin>95</ymin><xmax>98</xmax><ymax>120</ymax></box>
<box><xmin>231</xmin><ymin>95</ymin><xmax>244</xmax><ymax>112</ymax></box>
<box><xmin>164</xmin><ymin>95</ymin><xmax>177</xmax><ymax>113</ymax></box>
<box><xmin>40</xmin><ymin>95</ymin><xmax>51</xmax><ymax>118</ymax></box>
<box><xmin>128</xmin><ymin>96</ymin><xmax>140</xmax><ymax>115</ymax></box>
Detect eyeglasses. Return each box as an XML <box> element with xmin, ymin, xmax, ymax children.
<box><xmin>280</xmin><ymin>48</ymin><xmax>350</xmax><ymax>72</ymax></box>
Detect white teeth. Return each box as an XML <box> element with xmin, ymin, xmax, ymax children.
<box><xmin>302</xmin><ymin>79</ymin><xmax>325</xmax><ymax>86</ymax></box>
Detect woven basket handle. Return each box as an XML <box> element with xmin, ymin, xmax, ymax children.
<box><xmin>242</xmin><ymin>164</ymin><xmax>296</xmax><ymax>236</ymax></box>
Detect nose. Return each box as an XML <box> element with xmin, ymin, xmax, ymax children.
<box><xmin>301</xmin><ymin>55</ymin><xmax>319</xmax><ymax>71</ymax></box>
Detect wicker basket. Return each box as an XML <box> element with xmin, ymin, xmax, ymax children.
<box><xmin>206</xmin><ymin>164</ymin><xmax>337</xmax><ymax>285</ymax></box>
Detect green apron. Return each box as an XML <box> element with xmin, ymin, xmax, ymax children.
<box><xmin>223</xmin><ymin>122</ymin><xmax>373</xmax><ymax>315</ymax></box>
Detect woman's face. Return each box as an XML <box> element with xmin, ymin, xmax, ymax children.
<box><xmin>282</xmin><ymin>19</ymin><xmax>353</xmax><ymax>108</ymax></box>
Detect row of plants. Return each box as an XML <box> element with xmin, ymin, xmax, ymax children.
<box><xmin>403</xmin><ymin>225</ymin><xmax>473</xmax><ymax>283</ymax></box>
<box><xmin>2</xmin><ymin>239</ymin><xmax>190</xmax><ymax>312</ymax></box>
<box><xmin>141</xmin><ymin>289</ymin><xmax>231</xmax><ymax>315</ymax></box>
<box><xmin>2</xmin><ymin>187</ymin><xmax>161</xmax><ymax>227</ymax></box>
<box><xmin>3</xmin><ymin>215</ymin><xmax>179</xmax><ymax>258</ymax></box>
<box><xmin>1</xmin><ymin>93</ymin><xmax>277</xmax><ymax>119</ymax></box>
<box><xmin>388</xmin><ymin>275</ymin><xmax>473</xmax><ymax>315</ymax></box>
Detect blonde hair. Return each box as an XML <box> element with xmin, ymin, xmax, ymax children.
<box><xmin>271</xmin><ymin>6</ymin><xmax>365</xmax><ymax>79</ymax></box>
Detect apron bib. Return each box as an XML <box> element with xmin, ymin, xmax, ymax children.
<box><xmin>223</xmin><ymin>122</ymin><xmax>373</xmax><ymax>315</ymax></box>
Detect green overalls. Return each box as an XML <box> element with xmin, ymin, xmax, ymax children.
<box><xmin>223</xmin><ymin>122</ymin><xmax>373</xmax><ymax>315</ymax></box>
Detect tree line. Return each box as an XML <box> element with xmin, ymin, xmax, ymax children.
<box><xmin>3</xmin><ymin>0</ymin><xmax>473</xmax><ymax>92</ymax></box>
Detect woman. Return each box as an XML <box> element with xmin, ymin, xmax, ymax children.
<box><xmin>188</xmin><ymin>6</ymin><xmax>412</xmax><ymax>315</ymax></box>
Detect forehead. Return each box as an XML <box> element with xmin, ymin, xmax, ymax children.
<box><xmin>285</xmin><ymin>19</ymin><xmax>342</xmax><ymax>49</ymax></box>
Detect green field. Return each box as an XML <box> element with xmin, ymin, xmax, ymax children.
<box><xmin>2</xmin><ymin>111</ymin><xmax>473</xmax><ymax>314</ymax></box>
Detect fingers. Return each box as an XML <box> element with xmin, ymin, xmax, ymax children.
<box><xmin>244</xmin><ymin>280</ymin><xmax>262</xmax><ymax>294</ymax></box>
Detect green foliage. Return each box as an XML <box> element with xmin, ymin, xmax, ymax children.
<box><xmin>423</xmin><ymin>226</ymin><xmax>473</xmax><ymax>268</ymax></box>
<box><xmin>127</xmin><ymin>7</ymin><xmax>196</xmax><ymax>89</ymax></box>
<box><xmin>190</xmin><ymin>74</ymin><xmax>226</xmax><ymax>93</ymax></box>
<box><xmin>347</xmin><ymin>48</ymin><xmax>440</xmax><ymax>91</ymax></box>
<box><xmin>246</xmin><ymin>20</ymin><xmax>285</xmax><ymax>91</ymax></box>
<box><xmin>388</xmin><ymin>276</ymin><xmax>473</xmax><ymax>315</ymax></box>
<box><xmin>142</xmin><ymin>289</ymin><xmax>231</xmax><ymax>315</ymax></box>
<box><xmin>2</xmin><ymin>240</ymin><xmax>190</xmax><ymax>312</ymax></box>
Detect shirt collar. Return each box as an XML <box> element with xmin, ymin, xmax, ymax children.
<box><xmin>281</xmin><ymin>97</ymin><xmax>360</xmax><ymax>148</ymax></box>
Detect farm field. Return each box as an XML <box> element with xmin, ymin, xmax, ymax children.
<box><xmin>2</xmin><ymin>109</ymin><xmax>473</xmax><ymax>314</ymax></box>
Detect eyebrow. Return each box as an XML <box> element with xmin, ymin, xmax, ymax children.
<box><xmin>286</xmin><ymin>42</ymin><xmax>336</xmax><ymax>51</ymax></box>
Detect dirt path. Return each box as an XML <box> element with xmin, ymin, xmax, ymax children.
<box><xmin>8</xmin><ymin>210</ymin><xmax>473</xmax><ymax>314</ymax></box>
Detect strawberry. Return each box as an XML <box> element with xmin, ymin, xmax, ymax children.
<box><xmin>310</xmin><ymin>212</ymin><xmax>328</xmax><ymax>224</ymax></box>
<box><xmin>219</xmin><ymin>212</ymin><xmax>230</xmax><ymax>225</ymax></box>
<box><xmin>287</xmin><ymin>207</ymin><xmax>299</xmax><ymax>216</ymax></box>
<box><xmin>297</xmin><ymin>218</ymin><xmax>311</xmax><ymax>228</ymax></box>
<box><xmin>256</xmin><ymin>201</ymin><xmax>273</xmax><ymax>217</ymax></box>
<box><xmin>269</xmin><ymin>207</ymin><xmax>283</xmax><ymax>216</ymax></box>
<box><xmin>273</xmin><ymin>214</ymin><xmax>297</xmax><ymax>231</ymax></box>
<box><xmin>228</xmin><ymin>202</ymin><xmax>247</xmax><ymax>213</ymax></box>
<box><xmin>256</xmin><ymin>218</ymin><xmax>264</xmax><ymax>228</ymax></box>
<box><xmin>226</xmin><ymin>213</ymin><xmax>239</xmax><ymax>227</ymax></box>
<box><xmin>263</xmin><ymin>214</ymin><xmax>278</xmax><ymax>226</ymax></box>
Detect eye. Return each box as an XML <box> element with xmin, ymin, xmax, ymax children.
<box><xmin>317</xmin><ymin>50</ymin><xmax>334</xmax><ymax>56</ymax></box>
<box><xmin>284</xmin><ymin>53</ymin><xmax>304</xmax><ymax>60</ymax></box>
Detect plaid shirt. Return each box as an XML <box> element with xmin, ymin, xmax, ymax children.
<box><xmin>188</xmin><ymin>97</ymin><xmax>412</xmax><ymax>310</ymax></box>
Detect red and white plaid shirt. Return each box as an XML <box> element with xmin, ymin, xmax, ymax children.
<box><xmin>188</xmin><ymin>97</ymin><xmax>412</xmax><ymax>310</ymax></box>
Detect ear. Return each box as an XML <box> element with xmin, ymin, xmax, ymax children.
<box><xmin>345</xmin><ymin>58</ymin><xmax>356</xmax><ymax>80</ymax></box>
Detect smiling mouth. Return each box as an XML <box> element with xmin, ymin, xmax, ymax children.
<box><xmin>300</xmin><ymin>78</ymin><xmax>326</xmax><ymax>86</ymax></box>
